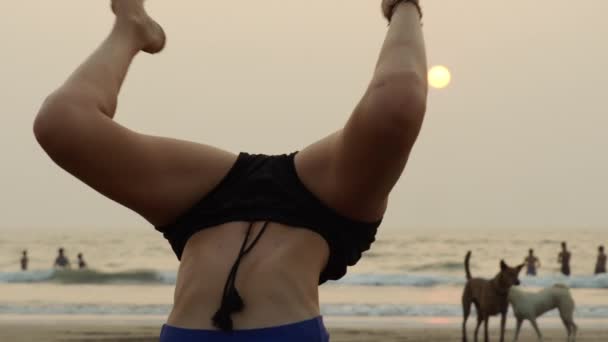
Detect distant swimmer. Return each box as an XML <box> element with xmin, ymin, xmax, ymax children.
<box><xmin>524</xmin><ymin>249</ymin><xmax>541</xmax><ymax>276</ymax></box>
<box><xmin>77</xmin><ymin>253</ymin><xmax>87</xmax><ymax>269</ymax></box>
<box><xmin>20</xmin><ymin>250</ymin><xmax>28</xmax><ymax>271</ymax></box>
<box><xmin>557</xmin><ymin>242</ymin><xmax>571</xmax><ymax>276</ymax></box>
<box><xmin>595</xmin><ymin>245</ymin><xmax>606</xmax><ymax>275</ymax></box>
<box><xmin>54</xmin><ymin>248</ymin><xmax>71</xmax><ymax>269</ymax></box>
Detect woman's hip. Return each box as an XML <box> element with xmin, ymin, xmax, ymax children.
<box><xmin>160</xmin><ymin>316</ymin><xmax>330</xmax><ymax>342</ymax></box>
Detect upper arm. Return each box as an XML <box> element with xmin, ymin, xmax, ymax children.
<box><xmin>296</xmin><ymin>78</ymin><xmax>426</xmax><ymax>221</ymax></box>
<box><xmin>36</xmin><ymin>109</ymin><xmax>237</xmax><ymax>226</ymax></box>
<box><xmin>332</xmin><ymin>76</ymin><xmax>426</xmax><ymax>206</ymax></box>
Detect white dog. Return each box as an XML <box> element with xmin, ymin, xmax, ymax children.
<box><xmin>508</xmin><ymin>284</ymin><xmax>577</xmax><ymax>342</ymax></box>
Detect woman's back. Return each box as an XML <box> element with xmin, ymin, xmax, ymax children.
<box><xmin>167</xmin><ymin>222</ymin><xmax>329</xmax><ymax>329</ymax></box>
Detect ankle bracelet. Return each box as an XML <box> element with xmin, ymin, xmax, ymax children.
<box><xmin>383</xmin><ymin>0</ymin><xmax>423</xmax><ymax>23</ymax></box>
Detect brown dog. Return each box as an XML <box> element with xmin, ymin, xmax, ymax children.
<box><xmin>462</xmin><ymin>251</ymin><xmax>524</xmax><ymax>342</ymax></box>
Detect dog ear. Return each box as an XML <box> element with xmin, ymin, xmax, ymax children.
<box><xmin>516</xmin><ymin>263</ymin><xmax>525</xmax><ymax>272</ymax></box>
<box><xmin>500</xmin><ymin>260</ymin><xmax>507</xmax><ymax>271</ymax></box>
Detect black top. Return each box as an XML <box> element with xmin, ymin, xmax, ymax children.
<box><xmin>156</xmin><ymin>152</ymin><xmax>382</xmax><ymax>330</ymax></box>
<box><xmin>156</xmin><ymin>152</ymin><xmax>381</xmax><ymax>283</ymax></box>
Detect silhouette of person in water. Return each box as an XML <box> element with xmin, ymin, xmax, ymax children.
<box><xmin>596</xmin><ymin>245</ymin><xmax>606</xmax><ymax>275</ymax></box>
<box><xmin>54</xmin><ymin>248</ymin><xmax>71</xmax><ymax>269</ymax></box>
<box><xmin>524</xmin><ymin>248</ymin><xmax>541</xmax><ymax>276</ymax></box>
<box><xmin>77</xmin><ymin>253</ymin><xmax>87</xmax><ymax>269</ymax></box>
<box><xmin>557</xmin><ymin>242</ymin><xmax>571</xmax><ymax>276</ymax></box>
<box><xmin>20</xmin><ymin>250</ymin><xmax>29</xmax><ymax>271</ymax></box>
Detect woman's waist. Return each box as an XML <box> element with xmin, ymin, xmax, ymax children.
<box><xmin>168</xmin><ymin>222</ymin><xmax>327</xmax><ymax>329</ymax></box>
<box><xmin>174</xmin><ymin>253</ymin><xmax>323</xmax><ymax>301</ymax></box>
<box><xmin>169</xmin><ymin>265</ymin><xmax>322</xmax><ymax>329</ymax></box>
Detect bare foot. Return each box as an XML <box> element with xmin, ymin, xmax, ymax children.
<box><xmin>111</xmin><ymin>0</ymin><xmax>166</xmax><ymax>54</ymax></box>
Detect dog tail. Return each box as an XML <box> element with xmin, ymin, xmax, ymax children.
<box><xmin>465</xmin><ymin>251</ymin><xmax>472</xmax><ymax>280</ymax></box>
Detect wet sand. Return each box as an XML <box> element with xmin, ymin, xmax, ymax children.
<box><xmin>0</xmin><ymin>322</ymin><xmax>606</xmax><ymax>341</ymax></box>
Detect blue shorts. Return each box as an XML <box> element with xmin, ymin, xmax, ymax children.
<box><xmin>160</xmin><ymin>316</ymin><xmax>330</xmax><ymax>342</ymax></box>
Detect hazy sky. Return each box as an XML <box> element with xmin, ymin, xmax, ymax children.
<box><xmin>1</xmin><ymin>1</ymin><xmax>607</xmax><ymax>232</ymax></box>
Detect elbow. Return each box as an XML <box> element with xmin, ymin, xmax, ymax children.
<box><xmin>33</xmin><ymin>101</ymin><xmax>55</xmax><ymax>150</ymax></box>
<box><xmin>369</xmin><ymin>71</ymin><xmax>428</xmax><ymax>119</ymax></box>
<box><xmin>364</xmin><ymin>71</ymin><xmax>428</xmax><ymax>146</ymax></box>
<box><xmin>33</xmin><ymin>91</ymin><xmax>82</xmax><ymax>158</ymax></box>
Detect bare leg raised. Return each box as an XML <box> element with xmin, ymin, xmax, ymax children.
<box><xmin>61</xmin><ymin>0</ymin><xmax>165</xmax><ymax>117</ymax></box>
<box><xmin>34</xmin><ymin>1</ymin><xmax>236</xmax><ymax>226</ymax></box>
<box><xmin>296</xmin><ymin>1</ymin><xmax>428</xmax><ymax>221</ymax></box>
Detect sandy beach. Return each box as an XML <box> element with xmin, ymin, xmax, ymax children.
<box><xmin>0</xmin><ymin>320</ymin><xmax>606</xmax><ymax>342</ymax></box>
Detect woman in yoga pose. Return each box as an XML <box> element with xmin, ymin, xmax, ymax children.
<box><xmin>33</xmin><ymin>0</ymin><xmax>427</xmax><ymax>340</ymax></box>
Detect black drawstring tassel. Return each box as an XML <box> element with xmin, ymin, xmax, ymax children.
<box><xmin>225</xmin><ymin>287</ymin><xmax>245</xmax><ymax>313</ymax></box>
<box><xmin>212</xmin><ymin>286</ymin><xmax>244</xmax><ymax>331</ymax></box>
<box><xmin>211</xmin><ymin>222</ymin><xmax>270</xmax><ymax>332</ymax></box>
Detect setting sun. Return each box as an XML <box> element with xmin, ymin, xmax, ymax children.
<box><xmin>428</xmin><ymin>65</ymin><xmax>452</xmax><ymax>89</ymax></box>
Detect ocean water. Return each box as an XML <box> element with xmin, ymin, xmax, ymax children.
<box><xmin>0</xmin><ymin>228</ymin><xmax>606</xmax><ymax>321</ymax></box>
